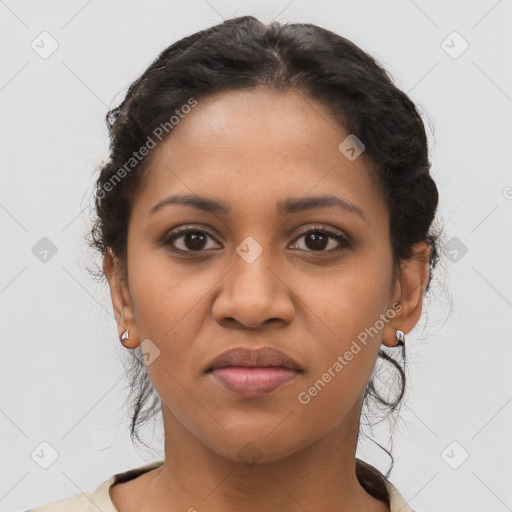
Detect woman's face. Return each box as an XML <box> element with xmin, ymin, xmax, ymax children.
<box><xmin>107</xmin><ymin>87</ymin><xmax>416</xmax><ymax>463</ymax></box>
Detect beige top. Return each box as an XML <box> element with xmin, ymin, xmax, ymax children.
<box><xmin>26</xmin><ymin>460</ymin><xmax>415</xmax><ymax>512</ymax></box>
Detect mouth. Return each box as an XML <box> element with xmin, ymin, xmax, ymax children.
<box><xmin>209</xmin><ymin>367</ymin><xmax>301</xmax><ymax>397</ymax></box>
<box><xmin>206</xmin><ymin>346</ymin><xmax>303</xmax><ymax>397</ymax></box>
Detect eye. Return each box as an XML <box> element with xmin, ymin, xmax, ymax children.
<box><xmin>161</xmin><ymin>224</ymin><xmax>351</xmax><ymax>255</ymax></box>
<box><xmin>162</xmin><ymin>226</ymin><xmax>221</xmax><ymax>253</ymax></box>
<box><xmin>290</xmin><ymin>226</ymin><xmax>351</xmax><ymax>254</ymax></box>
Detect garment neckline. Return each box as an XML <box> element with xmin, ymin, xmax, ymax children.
<box><xmin>103</xmin><ymin>459</ymin><xmax>413</xmax><ymax>512</ymax></box>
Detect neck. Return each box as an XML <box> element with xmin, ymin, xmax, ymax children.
<box><xmin>141</xmin><ymin>403</ymin><xmax>389</xmax><ymax>512</ymax></box>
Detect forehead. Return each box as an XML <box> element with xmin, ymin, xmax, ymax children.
<box><xmin>132</xmin><ymin>87</ymin><xmax>387</xmax><ymax>223</ymax></box>
<box><xmin>156</xmin><ymin>87</ymin><xmax>354</xmax><ymax>166</ymax></box>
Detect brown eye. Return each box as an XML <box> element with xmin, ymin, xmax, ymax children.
<box><xmin>291</xmin><ymin>228</ymin><xmax>350</xmax><ymax>253</ymax></box>
<box><xmin>163</xmin><ymin>228</ymin><xmax>221</xmax><ymax>253</ymax></box>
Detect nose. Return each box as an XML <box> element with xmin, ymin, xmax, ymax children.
<box><xmin>212</xmin><ymin>250</ymin><xmax>295</xmax><ymax>329</ymax></box>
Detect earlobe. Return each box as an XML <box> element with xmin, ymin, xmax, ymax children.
<box><xmin>382</xmin><ymin>241</ymin><xmax>430</xmax><ymax>347</ymax></box>
<box><xmin>103</xmin><ymin>249</ymin><xmax>140</xmax><ymax>349</ymax></box>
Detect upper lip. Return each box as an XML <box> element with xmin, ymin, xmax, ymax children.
<box><xmin>206</xmin><ymin>347</ymin><xmax>302</xmax><ymax>372</ymax></box>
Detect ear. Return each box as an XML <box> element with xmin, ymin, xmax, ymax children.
<box><xmin>382</xmin><ymin>241</ymin><xmax>430</xmax><ymax>347</ymax></box>
<box><xmin>103</xmin><ymin>248</ymin><xmax>140</xmax><ymax>349</ymax></box>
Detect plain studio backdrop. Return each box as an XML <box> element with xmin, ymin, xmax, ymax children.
<box><xmin>1</xmin><ymin>1</ymin><xmax>511</xmax><ymax>511</ymax></box>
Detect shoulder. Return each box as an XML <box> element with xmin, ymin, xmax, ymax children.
<box><xmin>24</xmin><ymin>461</ymin><xmax>164</xmax><ymax>512</ymax></box>
<box><xmin>24</xmin><ymin>476</ymin><xmax>117</xmax><ymax>512</ymax></box>
<box><xmin>386</xmin><ymin>480</ymin><xmax>417</xmax><ymax>512</ymax></box>
<box><xmin>355</xmin><ymin>458</ymin><xmax>416</xmax><ymax>512</ymax></box>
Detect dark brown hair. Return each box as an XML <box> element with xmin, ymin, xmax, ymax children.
<box><xmin>87</xmin><ymin>15</ymin><xmax>441</xmax><ymax>500</ymax></box>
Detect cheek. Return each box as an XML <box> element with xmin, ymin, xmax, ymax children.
<box><xmin>125</xmin><ymin>262</ymin><xmax>204</xmax><ymax>405</ymax></box>
<box><xmin>293</xmin><ymin>279</ymin><xmax>386</xmax><ymax>432</ymax></box>
<box><xmin>294</xmin><ymin>257</ymin><xmax>391</xmax><ymax>395</ymax></box>
<box><xmin>127</xmin><ymin>259</ymin><xmax>210</xmax><ymax>421</ymax></box>
<box><xmin>299</xmin><ymin>258</ymin><xmax>391</xmax><ymax>346</ymax></box>
<box><xmin>128</xmin><ymin>252</ymin><xmax>207</xmax><ymax>339</ymax></box>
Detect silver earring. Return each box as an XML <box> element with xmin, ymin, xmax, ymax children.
<box><xmin>121</xmin><ymin>329</ymin><xmax>130</xmax><ymax>343</ymax></box>
<box><xmin>395</xmin><ymin>329</ymin><xmax>405</xmax><ymax>347</ymax></box>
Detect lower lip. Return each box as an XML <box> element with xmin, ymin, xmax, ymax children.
<box><xmin>209</xmin><ymin>367</ymin><xmax>299</xmax><ymax>397</ymax></box>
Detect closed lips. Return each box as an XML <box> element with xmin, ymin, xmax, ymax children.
<box><xmin>206</xmin><ymin>347</ymin><xmax>303</xmax><ymax>397</ymax></box>
<box><xmin>206</xmin><ymin>346</ymin><xmax>303</xmax><ymax>372</ymax></box>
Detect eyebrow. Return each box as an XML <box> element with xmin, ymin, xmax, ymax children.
<box><xmin>149</xmin><ymin>193</ymin><xmax>367</xmax><ymax>222</ymax></box>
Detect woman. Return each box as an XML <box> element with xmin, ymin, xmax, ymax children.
<box><xmin>29</xmin><ymin>15</ymin><xmax>440</xmax><ymax>512</ymax></box>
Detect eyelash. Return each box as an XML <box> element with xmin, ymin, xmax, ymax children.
<box><xmin>161</xmin><ymin>224</ymin><xmax>351</xmax><ymax>255</ymax></box>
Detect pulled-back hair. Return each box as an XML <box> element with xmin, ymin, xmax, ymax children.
<box><xmin>87</xmin><ymin>16</ymin><xmax>441</xmax><ymax>501</ymax></box>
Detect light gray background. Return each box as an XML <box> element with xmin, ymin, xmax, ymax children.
<box><xmin>1</xmin><ymin>1</ymin><xmax>511</xmax><ymax>511</ymax></box>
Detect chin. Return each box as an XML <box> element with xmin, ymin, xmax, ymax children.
<box><xmin>206</xmin><ymin>427</ymin><xmax>314</xmax><ymax>465</ymax></box>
